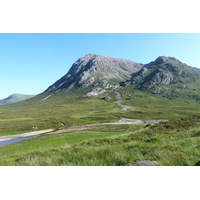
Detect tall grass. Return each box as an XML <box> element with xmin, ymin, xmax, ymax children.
<box><xmin>0</xmin><ymin>116</ymin><xmax>199</xmax><ymax>166</ymax></box>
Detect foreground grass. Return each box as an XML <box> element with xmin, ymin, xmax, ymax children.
<box><xmin>0</xmin><ymin>117</ymin><xmax>199</xmax><ymax>166</ymax></box>
<box><xmin>0</xmin><ymin>124</ymin><xmax>142</xmax><ymax>165</ymax></box>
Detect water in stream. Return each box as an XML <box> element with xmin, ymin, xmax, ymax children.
<box><xmin>0</xmin><ymin>135</ymin><xmax>37</xmax><ymax>147</ymax></box>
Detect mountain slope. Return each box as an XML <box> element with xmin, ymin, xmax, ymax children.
<box><xmin>130</xmin><ymin>56</ymin><xmax>200</xmax><ymax>97</ymax></box>
<box><xmin>44</xmin><ymin>54</ymin><xmax>143</xmax><ymax>94</ymax></box>
<box><xmin>0</xmin><ymin>94</ymin><xmax>35</xmax><ymax>105</ymax></box>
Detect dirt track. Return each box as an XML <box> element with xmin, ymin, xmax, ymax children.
<box><xmin>0</xmin><ymin>117</ymin><xmax>168</xmax><ymax>142</ymax></box>
<box><xmin>113</xmin><ymin>91</ymin><xmax>133</xmax><ymax>111</ymax></box>
<box><xmin>46</xmin><ymin>118</ymin><xmax>167</xmax><ymax>135</ymax></box>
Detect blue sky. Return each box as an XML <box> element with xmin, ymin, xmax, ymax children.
<box><xmin>0</xmin><ymin>33</ymin><xmax>200</xmax><ymax>98</ymax></box>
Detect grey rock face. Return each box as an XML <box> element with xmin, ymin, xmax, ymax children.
<box><xmin>131</xmin><ymin>56</ymin><xmax>200</xmax><ymax>94</ymax></box>
<box><xmin>44</xmin><ymin>54</ymin><xmax>143</xmax><ymax>93</ymax></box>
<box><xmin>140</xmin><ymin>68</ymin><xmax>174</xmax><ymax>91</ymax></box>
<box><xmin>84</xmin><ymin>87</ymin><xmax>107</xmax><ymax>97</ymax></box>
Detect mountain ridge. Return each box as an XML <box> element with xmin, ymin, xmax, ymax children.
<box><xmin>42</xmin><ymin>54</ymin><xmax>200</xmax><ymax>100</ymax></box>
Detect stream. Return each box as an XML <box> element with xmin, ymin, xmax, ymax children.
<box><xmin>0</xmin><ymin>135</ymin><xmax>37</xmax><ymax>147</ymax></box>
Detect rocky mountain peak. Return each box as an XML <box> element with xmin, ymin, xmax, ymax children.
<box><xmin>145</xmin><ymin>56</ymin><xmax>184</xmax><ymax>70</ymax></box>
<box><xmin>44</xmin><ymin>54</ymin><xmax>143</xmax><ymax>94</ymax></box>
<box><xmin>154</xmin><ymin>56</ymin><xmax>182</xmax><ymax>64</ymax></box>
<box><xmin>131</xmin><ymin>56</ymin><xmax>200</xmax><ymax>94</ymax></box>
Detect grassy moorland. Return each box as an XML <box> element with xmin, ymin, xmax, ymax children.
<box><xmin>1</xmin><ymin>89</ymin><xmax>200</xmax><ymax>136</ymax></box>
<box><xmin>0</xmin><ymin>89</ymin><xmax>200</xmax><ymax>165</ymax></box>
<box><xmin>0</xmin><ymin>117</ymin><xmax>199</xmax><ymax>166</ymax></box>
<box><xmin>0</xmin><ymin>92</ymin><xmax>120</xmax><ymax>136</ymax></box>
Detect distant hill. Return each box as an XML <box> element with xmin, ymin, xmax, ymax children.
<box><xmin>0</xmin><ymin>94</ymin><xmax>35</xmax><ymax>105</ymax></box>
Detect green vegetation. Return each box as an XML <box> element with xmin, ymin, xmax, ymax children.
<box><xmin>1</xmin><ymin>89</ymin><xmax>200</xmax><ymax>136</ymax></box>
<box><xmin>0</xmin><ymin>118</ymin><xmax>32</xmax><ymax>122</ymax></box>
<box><xmin>0</xmin><ymin>92</ymin><xmax>120</xmax><ymax>135</ymax></box>
<box><xmin>118</xmin><ymin>86</ymin><xmax>200</xmax><ymax>119</ymax></box>
<box><xmin>0</xmin><ymin>90</ymin><xmax>132</xmax><ymax>135</ymax></box>
<box><xmin>0</xmin><ymin>116</ymin><xmax>199</xmax><ymax>166</ymax></box>
<box><xmin>0</xmin><ymin>88</ymin><xmax>200</xmax><ymax>166</ymax></box>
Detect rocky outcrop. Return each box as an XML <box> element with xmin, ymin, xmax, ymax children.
<box><xmin>84</xmin><ymin>88</ymin><xmax>107</xmax><ymax>97</ymax></box>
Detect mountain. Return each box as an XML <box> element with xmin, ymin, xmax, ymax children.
<box><xmin>0</xmin><ymin>94</ymin><xmax>35</xmax><ymax>105</ymax></box>
<box><xmin>131</xmin><ymin>56</ymin><xmax>200</xmax><ymax>97</ymax></box>
<box><xmin>44</xmin><ymin>54</ymin><xmax>143</xmax><ymax>95</ymax></box>
<box><xmin>42</xmin><ymin>54</ymin><xmax>200</xmax><ymax>100</ymax></box>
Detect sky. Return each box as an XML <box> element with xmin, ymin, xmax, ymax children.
<box><xmin>1</xmin><ymin>33</ymin><xmax>200</xmax><ymax>99</ymax></box>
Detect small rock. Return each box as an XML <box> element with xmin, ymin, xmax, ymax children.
<box><xmin>122</xmin><ymin>160</ymin><xmax>158</xmax><ymax>166</ymax></box>
<box><xmin>101</xmin><ymin>97</ymin><xmax>111</xmax><ymax>101</ymax></box>
<box><xmin>32</xmin><ymin>127</ymin><xmax>38</xmax><ymax>131</ymax></box>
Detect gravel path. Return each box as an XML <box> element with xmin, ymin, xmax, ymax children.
<box><xmin>46</xmin><ymin>118</ymin><xmax>167</xmax><ymax>135</ymax></box>
<box><xmin>113</xmin><ymin>91</ymin><xmax>133</xmax><ymax>111</ymax></box>
<box><xmin>0</xmin><ymin>129</ymin><xmax>54</xmax><ymax>142</ymax></box>
<box><xmin>0</xmin><ymin>117</ymin><xmax>167</xmax><ymax>145</ymax></box>
<box><xmin>114</xmin><ymin>100</ymin><xmax>133</xmax><ymax>111</ymax></box>
<box><xmin>0</xmin><ymin>117</ymin><xmax>167</xmax><ymax>142</ymax></box>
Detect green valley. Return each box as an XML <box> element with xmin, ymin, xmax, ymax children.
<box><xmin>0</xmin><ymin>54</ymin><xmax>200</xmax><ymax>166</ymax></box>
